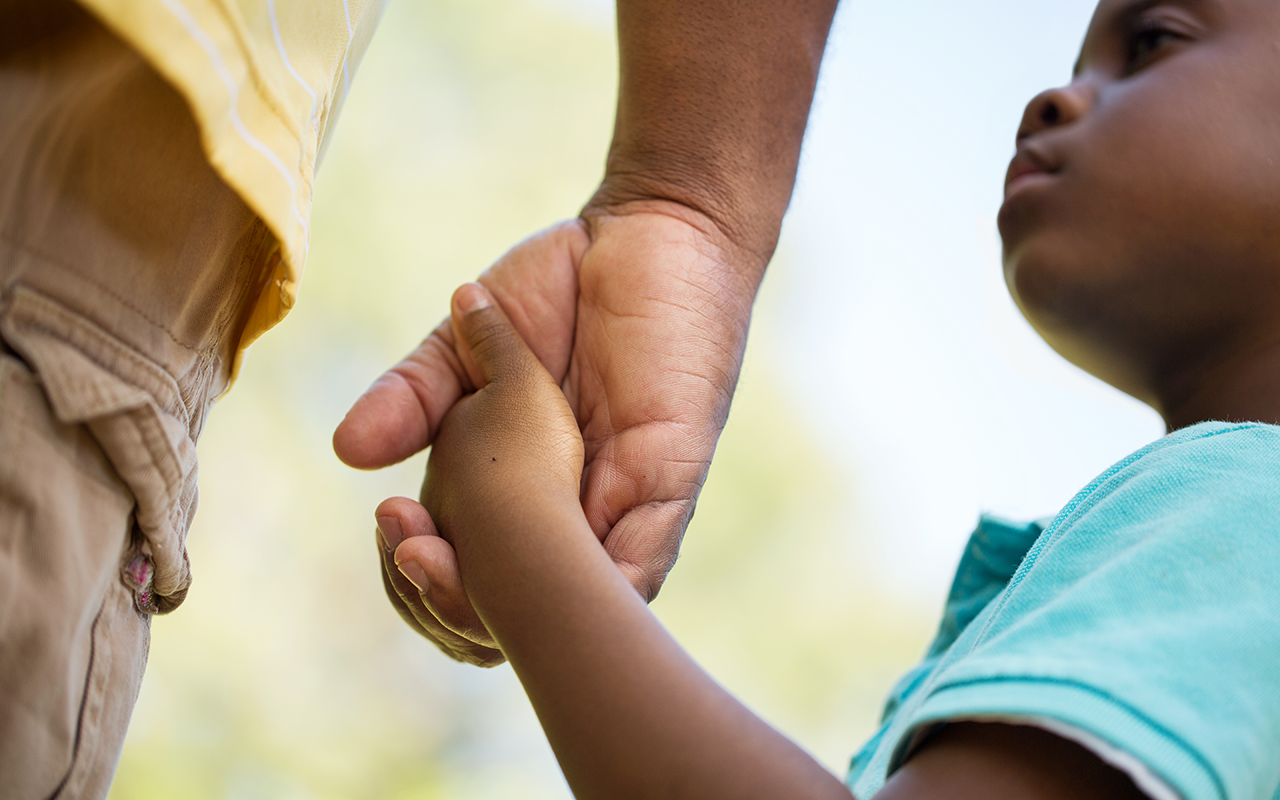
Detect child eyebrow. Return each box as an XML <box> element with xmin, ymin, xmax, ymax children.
<box><xmin>1071</xmin><ymin>0</ymin><xmax>1222</xmax><ymax>77</ymax></box>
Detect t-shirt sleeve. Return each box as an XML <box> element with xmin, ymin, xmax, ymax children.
<box><xmin>891</xmin><ymin>424</ymin><xmax>1280</xmax><ymax>800</ymax></box>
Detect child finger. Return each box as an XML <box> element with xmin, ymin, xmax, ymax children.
<box><xmin>448</xmin><ymin>282</ymin><xmax>543</xmax><ymax>389</ymax></box>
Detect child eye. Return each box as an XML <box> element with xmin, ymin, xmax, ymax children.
<box><xmin>1125</xmin><ymin>21</ymin><xmax>1184</xmax><ymax>72</ymax></box>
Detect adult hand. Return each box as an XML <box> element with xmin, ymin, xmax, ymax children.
<box><xmin>337</xmin><ymin>0</ymin><xmax>836</xmax><ymax>665</ymax></box>
<box><xmin>333</xmin><ymin>202</ymin><xmax>761</xmax><ymax>666</ymax></box>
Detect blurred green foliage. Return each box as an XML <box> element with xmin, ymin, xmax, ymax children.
<box><xmin>109</xmin><ymin>1</ymin><xmax>933</xmax><ymax>797</ymax></box>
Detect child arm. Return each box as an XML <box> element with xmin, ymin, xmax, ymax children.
<box><xmin>393</xmin><ymin>283</ymin><xmax>1149</xmax><ymax>800</ymax></box>
<box><xmin>398</xmin><ymin>283</ymin><xmax>852</xmax><ymax>799</ymax></box>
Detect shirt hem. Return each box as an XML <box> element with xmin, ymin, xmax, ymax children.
<box><xmin>896</xmin><ymin>678</ymin><xmax>1223</xmax><ymax>800</ymax></box>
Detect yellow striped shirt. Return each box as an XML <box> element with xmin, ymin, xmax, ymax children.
<box><xmin>75</xmin><ymin>0</ymin><xmax>388</xmax><ymax>354</ymax></box>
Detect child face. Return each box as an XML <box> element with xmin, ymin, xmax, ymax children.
<box><xmin>999</xmin><ymin>0</ymin><xmax>1280</xmax><ymax>416</ymax></box>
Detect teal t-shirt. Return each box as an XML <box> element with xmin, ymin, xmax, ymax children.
<box><xmin>847</xmin><ymin>421</ymin><xmax>1280</xmax><ymax>800</ymax></box>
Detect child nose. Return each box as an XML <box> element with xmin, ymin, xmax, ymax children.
<box><xmin>1017</xmin><ymin>84</ymin><xmax>1091</xmax><ymax>142</ymax></box>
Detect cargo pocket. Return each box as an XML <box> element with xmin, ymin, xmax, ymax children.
<box><xmin>1</xmin><ymin>286</ymin><xmax>200</xmax><ymax>614</ymax></box>
<box><xmin>0</xmin><ymin>346</ymin><xmax>148</xmax><ymax>800</ymax></box>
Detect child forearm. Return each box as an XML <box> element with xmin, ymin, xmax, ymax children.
<box><xmin>454</xmin><ymin>500</ymin><xmax>855</xmax><ymax>800</ymax></box>
<box><xmin>417</xmin><ymin>288</ymin><xmax>853</xmax><ymax>797</ymax></box>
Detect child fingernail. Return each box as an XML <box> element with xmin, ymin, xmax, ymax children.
<box><xmin>456</xmin><ymin>283</ymin><xmax>493</xmax><ymax>314</ymax></box>
<box><xmin>376</xmin><ymin>515</ymin><xmax>403</xmax><ymax>552</ymax></box>
<box><xmin>398</xmin><ymin>560</ymin><xmax>429</xmax><ymax>593</ymax></box>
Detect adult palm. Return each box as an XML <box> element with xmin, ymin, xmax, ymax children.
<box><xmin>333</xmin><ymin>204</ymin><xmax>759</xmax><ymax>666</ymax></box>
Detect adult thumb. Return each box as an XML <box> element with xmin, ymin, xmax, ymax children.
<box><xmin>449</xmin><ymin>282</ymin><xmax>540</xmax><ymax>390</ymax></box>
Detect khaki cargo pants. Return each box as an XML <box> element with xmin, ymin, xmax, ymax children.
<box><xmin>0</xmin><ymin>3</ymin><xmax>272</xmax><ymax>797</ymax></box>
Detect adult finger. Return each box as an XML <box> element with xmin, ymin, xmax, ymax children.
<box><xmin>377</xmin><ymin>497</ymin><xmax>500</xmax><ymax>647</ymax></box>
<box><xmin>377</xmin><ymin>549</ymin><xmax>503</xmax><ymax>666</ymax></box>
<box><xmin>375</xmin><ymin>500</ymin><xmax>503</xmax><ymax>665</ymax></box>
<box><xmin>332</xmin><ymin>221</ymin><xmax>585</xmax><ymax>470</ymax></box>
<box><xmin>588</xmin><ymin>482</ymin><xmax>695</xmax><ymax>603</ymax></box>
<box><xmin>333</xmin><ymin>318</ymin><xmax>465</xmax><ymax>470</ymax></box>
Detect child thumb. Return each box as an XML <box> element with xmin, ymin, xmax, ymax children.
<box><xmin>449</xmin><ymin>282</ymin><xmax>539</xmax><ymax>389</ymax></box>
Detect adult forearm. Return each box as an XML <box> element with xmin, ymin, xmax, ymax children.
<box><xmin>588</xmin><ymin>0</ymin><xmax>840</xmax><ymax>275</ymax></box>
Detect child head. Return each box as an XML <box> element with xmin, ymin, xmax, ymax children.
<box><xmin>1000</xmin><ymin>0</ymin><xmax>1280</xmax><ymax>430</ymax></box>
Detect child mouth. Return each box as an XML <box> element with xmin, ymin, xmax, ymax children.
<box><xmin>1004</xmin><ymin>148</ymin><xmax>1057</xmax><ymax>200</ymax></box>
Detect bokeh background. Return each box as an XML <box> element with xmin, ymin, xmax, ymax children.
<box><xmin>109</xmin><ymin>0</ymin><xmax>1164</xmax><ymax>797</ymax></box>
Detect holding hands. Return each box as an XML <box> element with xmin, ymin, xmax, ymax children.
<box><xmin>401</xmin><ymin>282</ymin><xmax>592</xmax><ymax>622</ymax></box>
<box><xmin>367</xmin><ymin>282</ymin><xmax>857</xmax><ymax>800</ymax></box>
<box><xmin>333</xmin><ymin>206</ymin><xmax>758</xmax><ymax>665</ymax></box>
<box><xmin>333</xmin><ymin>0</ymin><xmax>841</xmax><ymax>664</ymax></box>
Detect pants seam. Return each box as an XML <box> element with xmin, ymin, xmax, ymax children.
<box><xmin>210</xmin><ymin>221</ymin><xmax>272</xmax><ymax>352</ymax></box>
<box><xmin>0</xmin><ymin>230</ymin><xmax>215</xmax><ymax>358</ymax></box>
<box><xmin>1</xmin><ymin>285</ymin><xmax>192</xmax><ymax>431</ymax></box>
<box><xmin>46</xmin><ymin>598</ymin><xmax>104</xmax><ymax>800</ymax></box>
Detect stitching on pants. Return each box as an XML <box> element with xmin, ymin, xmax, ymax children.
<box><xmin>0</xmin><ymin>354</ymin><xmax>134</xmax><ymax>498</ymax></box>
<box><xmin>0</xmin><ymin>230</ymin><xmax>214</xmax><ymax>357</ymax></box>
<box><xmin>46</xmin><ymin>601</ymin><xmax>104</xmax><ymax>800</ymax></box>
<box><xmin>212</xmin><ymin>222</ymin><xmax>272</xmax><ymax>346</ymax></box>
<box><xmin>130</xmin><ymin>406</ymin><xmax>183</xmax><ymax>507</ymax></box>
<box><xmin>3</xmin><ymin>287</ymin><xmax>193</xmax><ymax>431</ymax></box>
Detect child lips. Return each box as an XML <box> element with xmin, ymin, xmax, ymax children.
<box><xmin>1004</xmin><ymin>150</ymin><xmax>1056</xmax><ymax>199</ymax></box>
<box><xmin>1005</xmin><ymin>169</ymin><xmax>1052</xmax><ymax>199</ymax></box>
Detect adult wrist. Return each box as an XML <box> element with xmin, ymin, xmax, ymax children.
<box><xmin>580</xmin><ymin>176</ymin><xmax>778</xmax><ymax>294</ymax></box>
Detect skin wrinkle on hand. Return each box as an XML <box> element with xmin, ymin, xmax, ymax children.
<box><xmin>582</xmin><ymin>196</ymin><xmax>769</xmax><ymax>290</ymax></box>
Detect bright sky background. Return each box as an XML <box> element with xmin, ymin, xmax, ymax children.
<box><xmin>773</xmin><ymin>0</ymin><xmax>1166</xmax><ymax>602</ymax></box>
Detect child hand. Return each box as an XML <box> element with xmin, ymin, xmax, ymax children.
<box><xmin>410</xmin><ymin>283</ymin><xmax>587</xmax><ymax>593</ymax></box>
